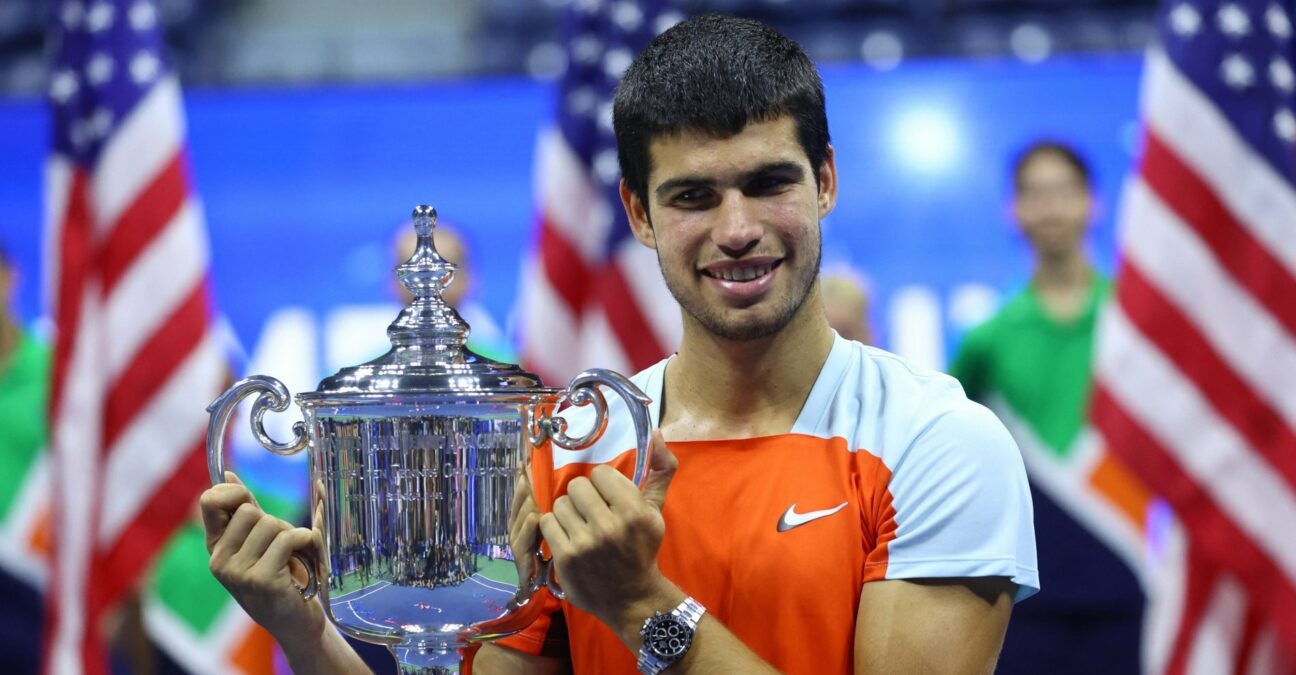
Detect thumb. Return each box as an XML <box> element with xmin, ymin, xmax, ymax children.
<box><xmin>641</xmin><ymin>429</ymin><xmax>678</xmax><ymax>511</ymax></box>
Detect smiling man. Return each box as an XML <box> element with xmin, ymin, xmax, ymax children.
<box><xmin>473</xmin><ymin>14</ymin><xmax>1039</xmax><ymax>674</ymax></box>
<box><xmin>199</xmin><ymin>14</ymin><xmax>1038</xmax><ymax>675</ymax></box>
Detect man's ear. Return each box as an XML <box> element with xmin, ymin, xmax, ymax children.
<box><xmin>818</xmin><ymin>145</ymin><xmax>839</xmax><ymax>219</ymax></box>
<box><xmin>621</xmin><ymin>179</ymin><xmax>656</xmax><ymax>249</ymax></box>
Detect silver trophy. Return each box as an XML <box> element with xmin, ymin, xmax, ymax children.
<box><xmin>206</xmin><ymin>206</ymin><xmax>653</xmax><ymax>673</ymax></box>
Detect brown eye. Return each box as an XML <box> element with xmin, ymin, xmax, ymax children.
<box><xmin>671</xmin><ymin>189</ymin><xmax>715</xmax><ymax>209</ymax></box>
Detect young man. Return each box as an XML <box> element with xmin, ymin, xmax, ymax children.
<box><xmin>201</xmin><ymin>15</ymin><xmax>1037</xmax><ymax>674</ymax></box>
<box><xmin>949</xmin><ymin>142</ymin><xmax>1144</xmax><ymax>674</ymax></box>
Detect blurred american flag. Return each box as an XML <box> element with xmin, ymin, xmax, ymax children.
<box><xmin>43</xmin><ymin>0</ymin><xmax>226</xmax><ymax>672</ymax></box>
<box><xmin>518</xmin><ymin>0</ymin><xmax>685</xmax><ymax>385</ymax></box>
<box><xmin>1093</xmin><ymin>0</ymin><xmax>1296</xmax><ymax>672</ymax></box>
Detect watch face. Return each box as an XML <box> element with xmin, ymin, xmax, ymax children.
<box><xmin>644</xmin><ymin>613</ymin><xmax>693</xmax><ymax>661</ymax></box>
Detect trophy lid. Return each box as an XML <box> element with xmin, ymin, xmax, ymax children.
<box><xmin>301</xmin><ymin>205</ymin><xmax>548</xmax><ymax>399</ymax></box>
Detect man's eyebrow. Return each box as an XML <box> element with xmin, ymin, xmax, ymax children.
<box><xmin>750</xmin><ymin>161</ymin><xmax>806</xmax><ymax>179</ymax></box>
<box><xmin>653</xmin><ymin>161</ymin><xmax>807</xmax><ymax>200</ymax></box>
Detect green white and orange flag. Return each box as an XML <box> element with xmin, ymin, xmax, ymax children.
<box><xmin>0</xmin><ymin>451</ymin><xmax>51</xmax><ymax>595</ymax></box>
<box><xmin>949</xmin><ymin>279</ymin><xmax>1156</xmax><ymax>669</ymax></box>
<box><xmin>949</xmin><ymin>282</ymin><xmax>1154</xmax><ymax>584</ymax></box>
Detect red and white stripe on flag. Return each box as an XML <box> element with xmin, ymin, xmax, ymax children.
<box><xmin>519</xmin><ymin>129</ymin><xmax>680</xmax><ymax>384</ymax></box>
<box><xmin>1093</xmin><ymin>9</ymin><xmax>1296</xmax><ymax>672</ymax></box>
<box><xmin>517</xmin><ymin>0</ymin><xmax>684</xmax><ymax>385</ymax></box>
<box><xmin>42</xmin><ymin>2</ymin><xmax>224</xmax><ymax>671</ymax></box>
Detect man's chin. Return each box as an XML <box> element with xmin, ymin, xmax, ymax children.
<box><xmin>699</xmin><ymin>311</ymin><xmax>791</xmax><ymax>342</ymax></box>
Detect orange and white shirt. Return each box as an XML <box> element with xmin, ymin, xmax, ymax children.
<box><xmin>498</xmin><ymin>333</ymin><xmax>1039</xmax><ymax>673</ymax></box>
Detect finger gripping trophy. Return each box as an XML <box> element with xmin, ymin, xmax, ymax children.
<box><xmin>206</xmin><ymin>206</ymin><xmax>653</xmax><ymax>673</ymax></box>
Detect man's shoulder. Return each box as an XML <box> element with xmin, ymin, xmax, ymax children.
<box><xmin>813</xmin><ymin>341</ymin><xmax>1000</xmax><ymax>460</ymax></box>
<box><xmin>846</xmin><ymin>342</ymin><xmax>970</xmax><ymax>415</ymax></box>
<box><xmin>860</xmin><ymin>348</ymin><xmax>1019</xmax><ymax>480</ymax></box>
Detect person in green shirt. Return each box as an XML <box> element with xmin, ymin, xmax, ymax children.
<box><xmin>950</xmin><ymin>141</ymin><xmax>1143</xmax><ymax>674</ymax></box>
<box><xmin>0</xmin><ymin>243</ymin><xmax>48</xmax><ymax>526</ymax></box>
<box><xmin>951</xmin><ymin>141</ymin><xmax>1108</xmax><ymax>455</ymax></box>
<box><xmin>0</xmin><ymin>241</ymin><xmax>51</xmax><ymax>674</ymax></box>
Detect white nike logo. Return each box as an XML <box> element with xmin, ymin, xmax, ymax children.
<box><xmin>776</xmin><ymin>501</ymin><xmax>848</xmax><ymax>532</ymax></box>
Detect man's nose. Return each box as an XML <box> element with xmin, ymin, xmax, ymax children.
<box><xmin>713</xmin><ymin>195</ymin><xmax>762</xmax><ymax>256</ymax></box>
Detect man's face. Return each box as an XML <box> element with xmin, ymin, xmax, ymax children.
<box><xmin>1012</xmin><ymin>152</ymin><xmax>1093</xmax><ymax>259</ymax></box>
<box><xmin>621</xmin><ymin>116</ymin><xmax>837</xmax><ymax>341</ymax></box>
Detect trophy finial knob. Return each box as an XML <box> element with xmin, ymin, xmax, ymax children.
<box><xmin>412</xmin><ymin>205</ymin><xmax>437</xmax><ymax>237</ymax></box>
<box><xmin>388</xmin><ymin>204</ymin><xmax>470</xmax><ymax>359</ymax></box>
<box><xmin>399</xmin><ymin>205</ymin><xmax>453</xmax><ymax>299</ymax></box>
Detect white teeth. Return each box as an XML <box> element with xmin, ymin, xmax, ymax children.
<box><xmin>713</xmin><ymin>264</ymin><xmax>772</xmax><ymax>282</ymax></box>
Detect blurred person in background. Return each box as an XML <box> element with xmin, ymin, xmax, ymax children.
<box><xmin>820</xmin><ymin>266</ymin><xmax>873</xmax><ymax>344</ymax></box>
<box><xmin>950</xmin><ymin>141</ymin><xmax>1144</xmax><ymax>674</ymax></box>
<box><xmin>0</xmin><ymin>241</ymin><xmax>51</xmax><ymax>674</ymax></box>
<box><xmin>394</xmin><ymin>222</ymin><xmax>514</xmax><ymax>363</ymax></box>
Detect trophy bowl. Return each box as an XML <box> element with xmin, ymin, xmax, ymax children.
<box><xmin>206</xmin><ymin>206</ymin><xmax>652</xmax><ymax>673</ymax></box>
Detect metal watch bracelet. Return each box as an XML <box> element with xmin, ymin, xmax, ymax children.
<box><xmin>637</xmin><ymin>596</ymin><xmax>707</xmax><ymax>674</ymax></box>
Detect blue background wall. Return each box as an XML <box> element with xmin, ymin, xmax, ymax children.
<box><xmin>0</xmin><ymin>55</ymin><xmax>1142</xmax><ymax>363</ymax></box>
<box><xmin>0</xmin><ymin>53</ymin><xmax>1144</xmax><ymax>495</ymax></box>
<box><xmin>0</xmin><ymin>53</ymin><xmax>1146</xmax><ymax>393</ymax></box>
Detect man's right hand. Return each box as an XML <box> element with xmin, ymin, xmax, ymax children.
<box><xmin>199</xmin><ymin>472</ymin><xmax>325</xmax><ymax>644</ymax></box>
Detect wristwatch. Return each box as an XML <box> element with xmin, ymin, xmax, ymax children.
<box><xmin>637</xmin><ymin>596</ymin><xmax>707</xmax><ymax>674</ymax></box>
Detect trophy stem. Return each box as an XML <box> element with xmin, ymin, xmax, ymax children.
<box><xmin>396</xmin><ymin>665</ymin><xmax>457</xmax><ymax>675</ymax></box>
<box><xmin>390</xmin><ymin>641</ymin><xmax>463</xmax><ymax>674</ymax></box>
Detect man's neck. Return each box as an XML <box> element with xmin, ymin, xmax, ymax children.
<box><xmin>1031</xmin><ymin>250</ymin><xmax>1094</xmax><ymax>322</ymax></box>
<box><xmin>1032</xmin><ymin>249</ymin><xmax>1090</xmax><ymax>288</ymax></box>
<box><xmin>660</xmin><ymin>299</ymin><xmax>835</xmax><ymax>442</ymax></box>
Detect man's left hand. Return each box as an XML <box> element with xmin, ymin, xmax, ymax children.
<box><xmin>538</xmin><ymin>429</ymin><xmax>679</xmax><ymax>628</ymax></box>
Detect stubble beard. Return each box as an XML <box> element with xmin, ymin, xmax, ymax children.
<box><xmin>659</xmin><ymin>245</ymin><xmax>822</xmax><ymax>342</ymax></box>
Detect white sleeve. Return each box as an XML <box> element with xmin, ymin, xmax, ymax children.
<box><xmin>878</xmin><ymin>399</ymin><xmax>1040</xmax><ymax>601</ymax></box>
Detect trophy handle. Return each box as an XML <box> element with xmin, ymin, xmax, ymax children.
<box><xmin>530</xmin><ymin>368</ymin><xmax>652</xmax><ymax>484</ymax></box>
<box><xmin>206</xmin><ymin>375</ymin><xmax>310</xmax><ymax>484</ymax></box>
<box><xmin>527</xmin><ymin>368</ymin><xmax>653</xmax><ymax>599</ymax></box>
<box><xmin>205</xmin><ymin>375</ymin><xmax>317</xmax><ymax>600</ymax></box>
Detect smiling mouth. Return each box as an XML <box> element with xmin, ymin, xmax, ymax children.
<box><xmin>702</xmin><ymin>260</ymin><xmax>781</xmax><ymax>282</ymax></box>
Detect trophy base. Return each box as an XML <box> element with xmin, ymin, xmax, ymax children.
<box><xmin>391</xmin><ymin>640</ymin><xmax>463</xmax><ymax>674</ymax></box>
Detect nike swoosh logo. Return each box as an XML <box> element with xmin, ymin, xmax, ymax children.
<box><xmin>776</xmin><ymin>501</ymin><xmax>848</xmax><ymax>532</ymax></box>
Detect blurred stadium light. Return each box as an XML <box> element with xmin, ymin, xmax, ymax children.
<box><xmin>890</xmin><ymin>102</ymin><xmax>964</xmax><ymax>174</ymax></box>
